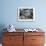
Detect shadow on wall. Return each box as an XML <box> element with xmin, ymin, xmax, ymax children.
<box><xmin>0</xmin><ymin>24</ymin><xmax>7</xmax><ymax>43</ymax></box>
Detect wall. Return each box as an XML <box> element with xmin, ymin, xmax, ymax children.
<box><xmin>0</xmin><ymin>0</ymin><xmax>46</xmax><ymax>44</ymax></box>
<box><xmin>0</xmin><ymin>0</ymin><xmax>46</xmax><ymax>30</ymax></box>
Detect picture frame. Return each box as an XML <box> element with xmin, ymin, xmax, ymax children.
<box><xmin>18</xmin><ymin>7</ymin><xmax>35</xmax><ymax>21</ymax></box>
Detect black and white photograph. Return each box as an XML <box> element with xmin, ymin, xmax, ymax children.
<box><xmin>18</xmin><ymin>7</ymin><xmax>35</xmax><ymax>21</ymax></box>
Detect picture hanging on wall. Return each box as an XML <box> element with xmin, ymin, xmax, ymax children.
<box><xmin>18</xmin><ymin>7</ymin><xmax>35</xmax><ymax>21</ymax></box>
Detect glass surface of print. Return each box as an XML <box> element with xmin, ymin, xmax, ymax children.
<box><xmin>18</xmin><ymin>7</ymin><xmax>35</xmax><ymax>21</ymax></box>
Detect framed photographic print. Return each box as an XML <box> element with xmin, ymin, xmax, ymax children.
<box><xmin>18</xmin><ymin>7</ymin><xmax>35</xmax><ymax>21</ymax></box>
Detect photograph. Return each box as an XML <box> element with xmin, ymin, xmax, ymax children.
<box><xmin>18</xmin><ymin>7</ymin><xmax>35</xmax><ymax>21</ymax></box>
